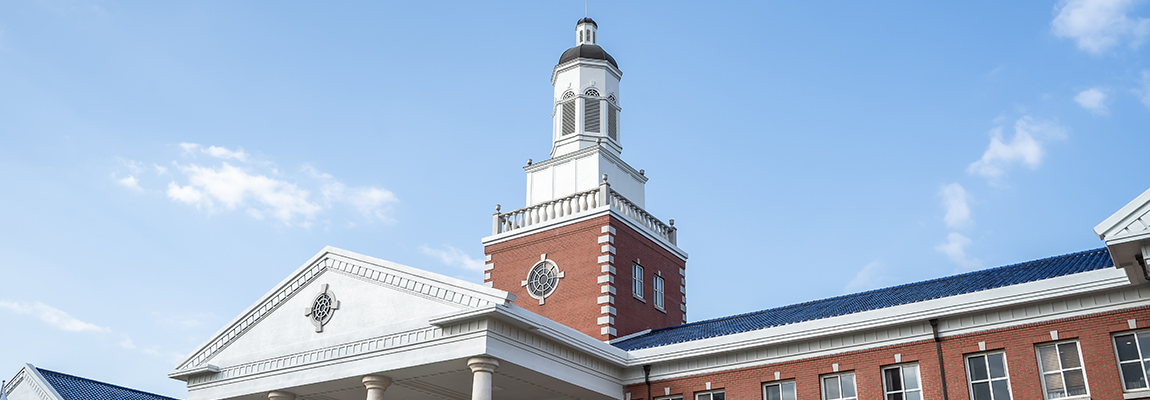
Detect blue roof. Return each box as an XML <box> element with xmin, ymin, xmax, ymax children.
<box><xmin>37</xmin><ymin>368</ymin><xmax>180</xmax><ymax>400</ymax></box>
<box><xmin>613</xmin><ymin>247</ymin><xmax>1113</xmax><ymax>351</ymax></box>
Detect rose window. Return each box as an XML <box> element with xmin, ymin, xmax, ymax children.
<box><xmin>522</xmin><ymin>260</ymin><xmax>564</xmax><ymax>305</ymax></box>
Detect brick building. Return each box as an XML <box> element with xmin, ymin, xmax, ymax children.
<box><xmin>144</xmin><ymin>17</ymin><xmax>1150</xmax><ymax>400</ymax></box>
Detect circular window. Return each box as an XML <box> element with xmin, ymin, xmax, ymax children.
<box><xmin>522</xmin><ymin>261</ymin><xmax>564</xmax><ymax>305</ymax></box>
<box><xmin>304</xmin><ymin>284</ymin><xmax>340</xmax><ymax>333</ymax></box>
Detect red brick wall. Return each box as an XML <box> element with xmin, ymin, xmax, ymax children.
<box><xmin>610</xmin><ymin>215</ymin><xmax>687</xmax><ymax>338</ymax></box>
<box><xmin>625</xmin><ymin>306</ymin><xmax>1150</xmax><ymax>400</ymax></box>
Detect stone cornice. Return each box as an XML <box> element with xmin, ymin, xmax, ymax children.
<box><xmin>551</xmin><ymin>58</ymin><xmax>622</xmax><ymax>85</ymax></box>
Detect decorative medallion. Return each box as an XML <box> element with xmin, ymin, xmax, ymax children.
<box><xmin>304</xmin><ymin>284</ymin><xmax>340</xmax><ymax>332</ymax></box>
<box><xmin>521</xmin><ymin>255</ymin><xmax>564</xmax><ymax>305</ymax></box>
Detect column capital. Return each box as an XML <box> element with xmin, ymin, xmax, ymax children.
<box><xmin>467</xmin><ymin>357</ymin><xmax>500</xmax><ymax>374</ymax></box>
<box><xmin>268</xmin><ymin>391</ymin><xmax>297</xmax><ymax>400</ymax></box>
<box><xmin>363</xmin><ymin>375</ymin><xmax>393</xmax><ymax>390</ymax></box>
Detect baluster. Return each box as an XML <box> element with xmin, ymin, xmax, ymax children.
<box><xmin>565</xmin><ymin>198</ymin><xmax>573</xmax><ymax>215</ymax></box>
<box><xmin>580</xmin><ymin>193</ymin><xmax>588</xmax><ymax>211</ymax></box>
<box><xmin>589</xmin><ymin>191</ymin><xmax>597</xmax><ymax>208</ymax></box>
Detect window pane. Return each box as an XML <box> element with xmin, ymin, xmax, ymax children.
<box><xmin>885</xmin><ymin>368</ymin><xmax>903</xmax><ymax>391</ymax></box>
<box><xmin>1064</xmin><ymin>369</ymin><xmax>1086</xmax><ymax>396</ymax></box>
<box><xmin>1038</xmin><ymin>345</ymin><xmax>1060</xmax><ymax>372</ymax></box>
<box><xmin>903</xmin><ymin>365</ymin><xmax>920</xmax><ymax>389</ymax></box>
<box><xmin>1117</xmin><ymin>334</ymin><xmax>1140</xmax><ymax>361</ymax></box>
<box><xmin>969</xmin><ymin>356</ymin><xmax>989</xmax><ymax>381</ymax></box>
<box><xmin>1140</xmin><ymin>332</ymin><xmax>1150</xmax><ymax>359</ymax></box>
<box><xmin>696</xmin><ymin>394</ymin><xmax>710</xmax><ymax>400</ymax></box>
<box><xmin>712</xmin><ymin>392</ymin><xmax>724</xmax><ymax>400</ymax></box>
<box><xmin>886</xmin><ymin>394</ymin><xmax>903</xmax><ymax>400</ymax></box>
<box><xmin>824</xmin><ymin>376</ymin><xmax>841</xmax><ymax>399</ymax></box>
<box><xmin>1043</xmin><ymin>373</ymin><xmax>1065</xmax><ymax>398</ymax></box>
<box><xmin>1121</xmin><ymin>362</ymin><xmax>1147</xmax><ymax>390</ymax></box>
<box><xmin>841</xmin><ymin>374</ymin><xmax>856</xmax><ymax>398</ymax></box>
<box><xmin>781</xmin><ymin>382</ymin><xmax>796</xmax><ymax>400</ymax></box>
<box><xmin>971</xmin><ymin>382</ymin><xmax>991</xmax><ymax>400</ymax></box>
<box><xmin>987</xmin><ymin>353</ymin><xmax>1006</xmax><ymax>379</ymax></box>
<box><xmin>905</xmin><ymin>391</ymin><xmax>921</xmax><ymax>400</ymax></box>
<box><xmin>991</xmin><ymin>380</ymin><xmax>1010</xmax><ymax>400</ymax></box>
<box><xmin>766</xmin><ymin>385</ymin><xmax>781</xmax><ymax>400</ymax></box>
<box><xmin>1058</xmin><ymin>343</ymin><xmax>1082</xmax><ymax>369</ymax></box>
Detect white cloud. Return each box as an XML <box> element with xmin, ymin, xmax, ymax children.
<box><xmin>1052</xmin><ymin>0</ymin><xmax>1150</xmax><ymax>54</ymax></box>
<box><xmin>115</xmin><ymin>175</ymin><xmax>143</xmax><ymax>191</ymax></box>
<box><xmin>967</xmin><ymin>116</ymin><xmax>1067</xmax><ymax>182</ymax></box>
<box><xmin>935</xmin><ymin>233</ymin><xmax>982</xmax><ymax>270</ymax></box>
<box><xmin>180</xmin><ymin>142</ymin><xmax>249</xmax><ymax>162</ymax></box>
<box><xmin>304</xmin><ymin>165</ymin><xmax>398</xmax><ymax>222</ymax></box>
<box><xmin>119</xmin><ymin>335</ymin><xmax>136</xmax><ymax>349</ymax></box>
<box><xmin>420</xmin><ymin>245</ymin><xmax>485</xmax><ymax>271</ymax></box>
<box><xmin>154</xmin><ymin>164</ymin><xmax>168</xmax><ymax>175</ymax></box>
<box><xmin>843</xmin><ymin>261</ymin><xmax>896</xmax><ymax>293</ymax></box>
<box><xmin>940</xmin><ymin>183</ymin><xmax>972</xmax><ymax>228</ymax></box>
<box><xmin>1075</xmin><ymin>88</ymin><xmax>1109</xmax><ymax>114</ymax></box>
<box><xmin>0</xmin><ymin>301</ymin><xmax>110</xmax><ymax>333</ymax></box>
<box><xmin>167</xmin><ymin>163</ymin><xmax>322</xmax><ymax>223</ymax></box>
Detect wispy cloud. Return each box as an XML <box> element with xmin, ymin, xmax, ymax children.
<box><xmin>180</xmin><ymin>143</ymin><xmax>250</xmax><ymax>162</ymax></box>
<box><xmin>1074</xmin><ymin>88</ymin><xmax>1109</xmax><ymax>114</ymax></box>
<box><xmin>940</xmin><ymin>183</ymin><xmax>972</xmax><ymax>228</ymax></box>
<box><xmin>843</xmin><ymin>261</ymin><xmax>897</xmax><ymax>293</ymax></box>
<box><xmin>0</xmin><ymin>301</ymin><xmax>109</xmax><ymax>333</ymax></box>
<box><xmin>1052</xmin><ymin>0</ymin><xmax>1150</xmax><ymax>54</ymax></box>
<box><xmin>167</xmin><ymin>162</ymin><xmax>323</xmax><ymax>224</ymax></box>
<box><xmin>935</xmin><ymin>233</ymin><xmax>982</xmax><ymax>270</ymax></box>
<box><xmin>304</xmin><ymin>166</ymin><xmax>398</xmax><ymax>222</ymax></box>
<box><xmin>967</xmin><ymin>116</ymin><xmax>1067</xmax><ymax>183</ymax></box>
<box><xmin>420</xmin><ymin>245</ymin><xmax>485</xmax><ymax>271</ymax></box>
<box><xmin>114</xmin><ymin>174</ymin><xmax>143</xmax><ymax>191</ymax></box>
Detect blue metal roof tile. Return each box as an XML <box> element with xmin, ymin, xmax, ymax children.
<box><xmin>37</xmin><ymin>368</ymin><xmax>180</xmax><ymax>400</ymax></box>
<box><xmin>613</xmin><ymin>247</ymin><xmax>1113</xmax><ymax>351</ymax></box>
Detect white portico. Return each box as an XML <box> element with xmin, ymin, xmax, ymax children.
<box><xmin>168</xmin><ymin>247</ymin><xmax>628</xmax><ymax>400</ymax></box>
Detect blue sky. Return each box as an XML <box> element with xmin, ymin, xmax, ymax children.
<box><xmin>2</xmin><ymin>0</ymin><xmax>1149</xmax><ymax>397</ymax></box>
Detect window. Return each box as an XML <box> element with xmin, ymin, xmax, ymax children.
<box><xmin>822</xmin><ymin>373</ymin><xmax>856</xmax><ymax>400</ymax></box>
<box><xmin>584</xmin><ymin>98</ymin><xmax>600</xmax><ymax>133</ymax></box>
<box><xmin>1036</xmin><ymin>341</ymin><xmax>1088</xmax><ymax>399</ymax></box>
<box><xmin>561</xmin><ymin>101</ymin><xmax>576</xmax><ymax>135</ymax></box>
<box><xmin>967</xmin><ymin>352</ymin><xmax>1012</xmax><ymax>400</ymax></box>
<box><xmin>632</xmin><ymin>263</ymin><xmax>643</xmax><ymax>299</ymax></box>
<box><xmin>696</xmin><ymin>390</ymin><xmax>724</xmax><ymax>400</ymax></box>
<box><xmin>883</xmin><ymin>364</ymin><xmax>922</xmax><ymax>400</ymax></box>
<box><xmin>653</xmin><ymin>274</ymin><xmax>665</xmax><ymax>310</ymax></box>
<box><xmin>763</xmin><ymin>381</ymin><xmax>796</xmax><ymax>400</ymax></box>
<box><xmin>1113</xmin><ymin>331</ymin><xmax>1150</xmax><ymax>391</ymax></box>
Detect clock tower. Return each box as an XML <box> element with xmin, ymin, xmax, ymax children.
<box><xmin>482</xmin><ymin>18</ymin><xmax>688</xmax><ymax>341</ymax></box>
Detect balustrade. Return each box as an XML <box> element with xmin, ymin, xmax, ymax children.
<box><xmin>492</xmin><ymin>185</ymin><xmax>677</xmax><ymax>245</ymax></box>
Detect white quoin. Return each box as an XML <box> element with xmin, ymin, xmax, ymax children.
<box><xmin>551</xmin><ymin>17</ymin><xmax>623</xmax><ymax>159</ymax></box>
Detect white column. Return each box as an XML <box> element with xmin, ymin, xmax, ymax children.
<box><xmin>268</xmin><ymin>391</ymin><xmax>296</xmax><ymax>400</ymax></box>
<box><xmin>363</xmin><ymin>375</ymin><xmax>393</xmax><ymax>400</ymax></box>
<box><xmin>467</xmin><ymin>357</ymin><xmax>500</xmax><ymax>400</ymax></box>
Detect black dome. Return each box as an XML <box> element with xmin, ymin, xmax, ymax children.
<box><xmin>558</xmin><ymin>44</ymin><xmax>618</xmax><ymax>68</ymax></box>
<box><xmin>576</xmin><ymin>17</ymin><xmax>597</xmax><ymax>27</ymax></box>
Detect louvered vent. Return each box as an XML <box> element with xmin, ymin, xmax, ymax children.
<box><xmin>608</xmin><ymin>106</ymin><xmax>618</xmax><ymax>140</ymax></box>
<box><xmin>562</xmin><ymin>102</ymin><xmax>576</xmax><ymax>135</ymax></box>
<box><xmin>584</xmin><ymin>99</ymin><xmax>600</xmax><ymax>133</ymax></box>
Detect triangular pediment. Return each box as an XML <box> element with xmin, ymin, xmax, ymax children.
<box><xmin>1095</xmin><ymin>187</ymin><xmax>1150</xmax><ymax>244</ymax></box>
<box><xmin>172</xmin><ymin>246</ymin><xmax>514</xmax><ymax>377</ymax></box>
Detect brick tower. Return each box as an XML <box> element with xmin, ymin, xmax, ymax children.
<box><xmin>481</xmin><ymin>18</ymin><xmax>688</xmax><ymax>341</ymax></box>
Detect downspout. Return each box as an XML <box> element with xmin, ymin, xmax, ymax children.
<box><xmin>644</xmin><ymin>365</ymin><xmax>653</xmax><ymax>400</ymax></box>
<box><xmin>930</xmin><ymin>319</ymin><xmax>950</xmax><ymax>400</ymax></box>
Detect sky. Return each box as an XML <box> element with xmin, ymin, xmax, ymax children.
<box><xmin>2</xmin><ymin>0</ymin><xmax>1149</xmax><ymax>397</ymax></box>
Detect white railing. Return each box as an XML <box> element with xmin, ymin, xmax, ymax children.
<box><xmin>493</xmin><ymin>176</ymin><xmax>677</xmax><ymax>245</ymax></box>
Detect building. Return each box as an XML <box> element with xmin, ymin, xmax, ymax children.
<box><xmin>144</xmin><ymin>18</ymin><xmax>1150</xmax><ymax>400</ymax></box>
<box><xmin>3</xmin><ymin>364</ymin><xmax>179</xmax><ymax>400</ymax></box>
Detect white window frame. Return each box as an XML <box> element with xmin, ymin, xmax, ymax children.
<box><xmin>821</xmin><ymin>372</ymin><xmax>857</xmax><ymax>400</ymax></box>
<box><xmin>632</xmin><ymin>263</ymin><xmax>644</xmax><ymax>300</ymax></box>
<box><xmin>882</xmin><ymin>363</ymin><xmax>923</xmax><ymax>400</ymax></box>
<box><xmin>762</xmin><ymin>380</ymin><xmax>796</xmax><ymax>400</ymax></box>
<box><xmin>653</xmin><ymin>274</ymin><xmax>665</xmax><ymax>310</ymax></box>
<box><xmin>1035</xmin><ymin>340</ymin><xmax>1090</xmax><ymax>399</ymax></box>
<box><xmin>1112</xmin><ymin>329</ymin><xmax>1150</xmax><ymax>393</ymax></box>
<box><xmin>965</xmin><ymin>351</ymin><xmax>1013</xmax><ymax>400</ymax></box>
<box><xmin>695</xmin><ymin>390</ymin><xmax>724</xmax><ymax>400</ymax></box>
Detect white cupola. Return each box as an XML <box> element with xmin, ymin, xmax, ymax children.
<box><xmin>550</xmin><ymin>17</ymin><xmax>623</xmax><ymax>158</ymax></box>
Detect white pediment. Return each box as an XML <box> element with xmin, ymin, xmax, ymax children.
<box><xmin>1095</xmin><ymin>187</ymin><xmax>1150</xmax><ymax>244</ymax></box>
<box><xmin>171</xmin><ymin>246</ymin><xmax>514</xmax><ymax>378</ymax></box>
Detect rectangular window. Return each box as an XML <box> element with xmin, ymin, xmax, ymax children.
<box><xmin>584</xmin><ymin>98</ymin><xmax>600</xmax><ymax>133</ymax></box>
<box><xmin>763</xmin><ymin>381</ymin><xmax>796</xmax><ymax>400</ymax></box>
<box><xmin>562</xmin><ymin>101</ymin><xmax>576</xmax><ymax>135</ymax></box>
<box><xmin>883</xmin><ymin>364</ymin><xmax>922</xmax><ymax>400</ymax></box>
<box><xmin>821</xmin><ymin>373</ymin><xmax>857</xmax><ymax>400</ymax></box>
<box><xmin>696</xmin><ymin>391</ymin><xmax>724</xmax><ymax>400</ymax></box>
<box><xmin>1113</xmin><ymin>330</ymin><xmax>1150</xmax><ymax>391</ymax></box>
<box><xmin>1036</xmin><ymin>341</ymin><xmax>1088</xmax><ymax>399</ymax></box>
<box><xmin>632</xmin><ymin>263</ymin><xmax>644</xmax><ymax>299</ymax></box>
<box><xmin>654</xmin><ymin>274</ymin><xmax>665</xmax><ymax>310</ymax></box>
<box><xmin>967</xmin><ymin>352</ymin><xmax>1012</xmax><ymax>400</ymax></box>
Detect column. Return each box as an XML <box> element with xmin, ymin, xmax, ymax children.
<box><xmin>268</xmin><ymin>391</ymin><xmax>296</xmax><ymax>400</ymax></box>
<box><xmin>467</xmin><ymin>357</ymin><xmax>500</xmax><ymax>400</ymax></box>
<box><xmin>362</xmin><ymin>375</ymin><xmax>393</xmax><ymax>400</ymax></box>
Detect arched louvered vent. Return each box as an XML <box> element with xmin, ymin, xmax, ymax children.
<box><xmin>562</xmin><ymin>90</ymin><xmax>576</xmax><ymax>100</ymax></box>
<box><xmin>608</xmin><ymin>94</ymin><xmax>617</xmax><ymax>104</ymax></box>
<box><xmin>608</xmin><ymin>106</ymin><xmax>618</xmax><ymax>140</ymax></box>
<box><xmin>585</xmin><ymin>88</ymin><xmax>601</xmax><ymax>97</ymax></box>
<box><xmin>562</xmin><ymin>101</ymin><xmax>576</xmax><ymax>135</ymax></box>
<box><xmin>585</xmin><ymin>99</ymin><xmax>600</xmax><ymax>133</ymax></box>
